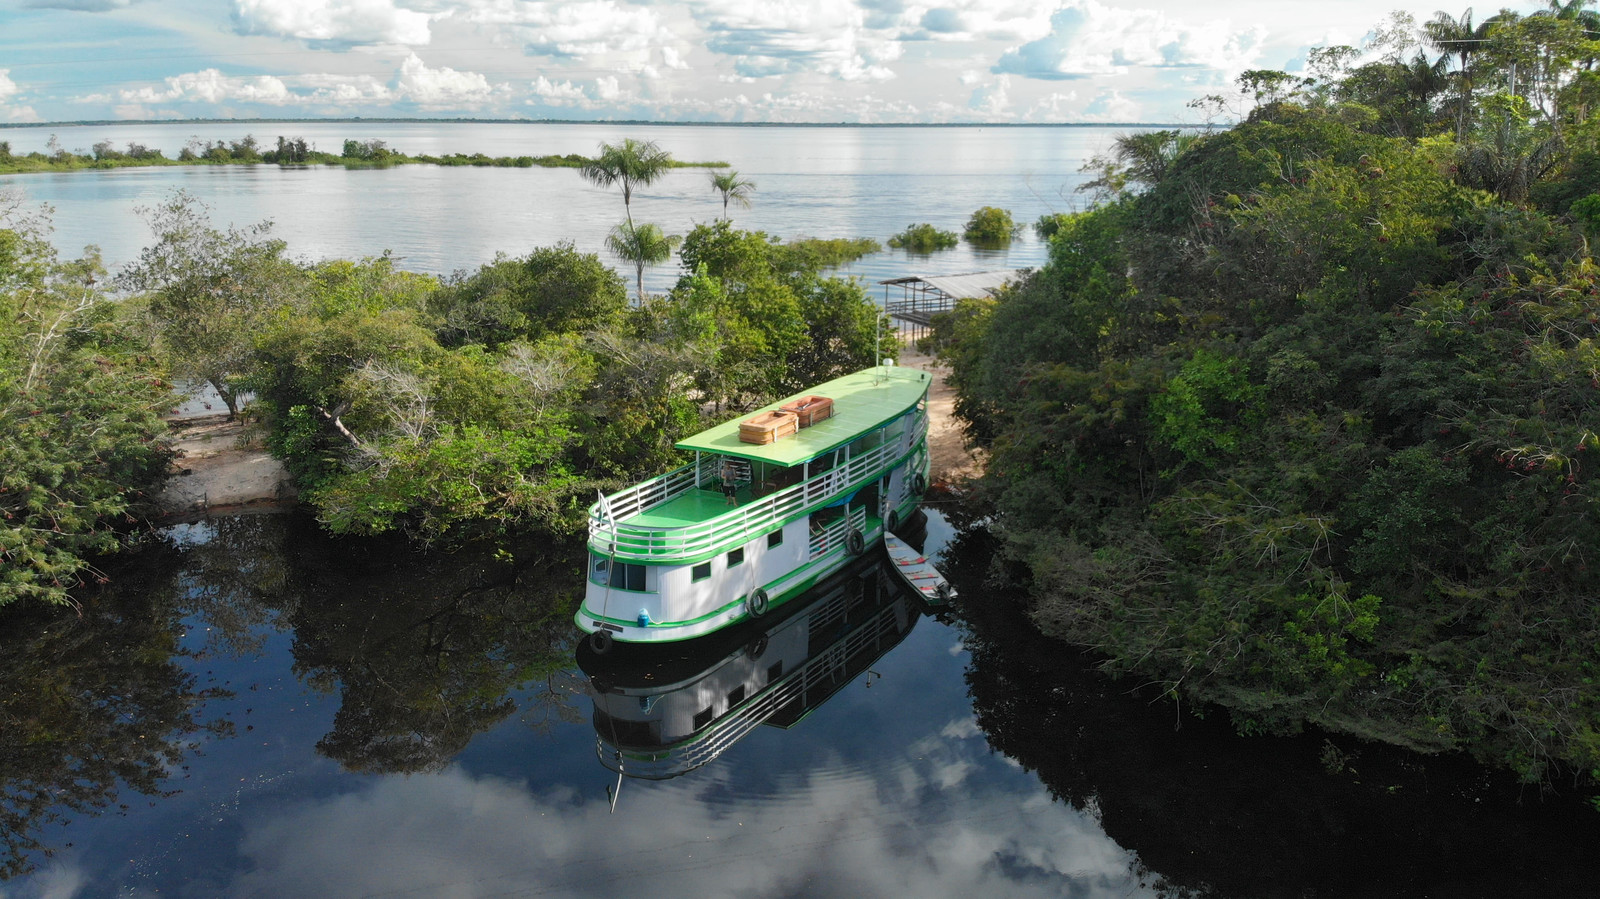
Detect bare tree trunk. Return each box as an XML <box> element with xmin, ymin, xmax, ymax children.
<box><xmin>317</xmin><ymin>402</ymin><xmax>365</xmax><ymax>450</ymax></box>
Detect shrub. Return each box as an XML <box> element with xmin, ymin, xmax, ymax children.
<box><xmin>888</xmin><ymin>223</ymin><xmax>958</xmax><ymax>252</ymax></box>
<box><xmin>964</xmin><ymin>206</ymin><xmax>1018</xmax><ymax>243</ymax></box>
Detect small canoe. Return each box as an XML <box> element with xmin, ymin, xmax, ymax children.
<box><xmin>884</xmin><ymin>531</ymin><xmax>956</xmax><ymax>605</ymax></box>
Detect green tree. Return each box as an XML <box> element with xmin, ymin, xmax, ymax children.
<box><xmin>430</xmin><ymin>243</ymin><xmax>627</xmax><ymax>349</ymax></box>
<box><xmin>709</xmin><ymin>169</ymin><xmax>756</xmax><ymax>220</ymax></box>
<box><xmin>963</xmin><ymin>206</ymin><xmax>1019</xmax><ymax>244</ymax></box>
<box><xmin>0</xmin><ymin>200</ymin><xmax>174</xmax><ymax>609</ymax></box>
<box><xmin>580</xmin><ymin>138</ymin><xmax>673</xmax><ymax>229</ymax></box>
<box><xmin>1425</xmin><ymin>8</ymin><xmax>1494</xmax><ymax>139</ymax></box>
<box><xmin>119</xmin><ymin>191</ymin><xmax>306</xmax><ymax>418</ymax></box>
<box><xmin>1079</xmin><ymin>129</ymin><xmax>1202</xmax><ymax>201</ymax></box>
<box><xmin>888</xmin><ymin>223</ymin><xmax>958</xmax><ymax>252</ymax></box>
<box><xmin>606</xmin><ymin>221</ymin><xmax>681</xmax><ymax>303</ymax></box>
<box><xmin>942</xmin><ymin>66</ymin><xmax>1600</xmax><ymax>782</ymax></box>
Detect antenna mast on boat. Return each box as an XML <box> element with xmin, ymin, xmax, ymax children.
<box><xmin>875</xmin><ymin>303</ymin><xmax>884</xmax><ymax>383</ymax></box>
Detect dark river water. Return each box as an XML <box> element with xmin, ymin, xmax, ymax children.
<box><xmin>2</xmin><ymin>509</ymin><xmax>1596</xmax><ymax>898</ymax></box>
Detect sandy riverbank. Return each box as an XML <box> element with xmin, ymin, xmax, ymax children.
<box><xmin>154</xmin><ymin>415</ymin><xmax>297</xmax><ymax>520</ymax></box>
<box><xmin>897</xmin><ymin>344</ymin><xmax>982</xmax><ymax>484</ymax></box>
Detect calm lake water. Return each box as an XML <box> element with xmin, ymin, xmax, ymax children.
<box><xmin>0</xmin><ymin>122</ymin><xmax>1116</xmax><ymax>292</ymax></box>
<box><xmin>2</xmin><ymin>512</ymin><xmax>1596</xmax><ymax>897</ymax></box>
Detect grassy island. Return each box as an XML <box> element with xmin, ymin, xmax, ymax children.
<box><xmin>0</xmin><ymin>135</ymin><xmax>727</xmax><ymax>175</ymax></box>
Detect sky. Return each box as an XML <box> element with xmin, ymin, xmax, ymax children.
<box><xmin>0</xmin><ymin>0</ymin><xmax>1557</xmax><ymax>125</ymax></box>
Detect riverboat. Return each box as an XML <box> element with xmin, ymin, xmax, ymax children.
<box><xmin>582</xmin><ymin>552</ymin><xmax>921</xmax><ymax>782</ymax></box>
<box><xmin>577</xmin><ymin>364</ymin><xmax>931</xmax><ymax>651</ymax></box>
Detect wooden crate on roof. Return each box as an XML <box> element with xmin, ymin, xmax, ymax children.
<box><xmin>739</xmin><ymin>410</ymin><xmax>800</xmax><ymax>445</ymax></box>
<box><xmin>780</xmin><ymin>395</ymin><xmax>834</xmax><ymax>428</ymax></box>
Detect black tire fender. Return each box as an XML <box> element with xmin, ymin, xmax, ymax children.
<box><xmin>748</xmin><ymin>588</ymin><xmax>770</xmax><ymax>617</ymax></box>
<box><xmin>588</xmin><ymin>629</ymin><xmax>614</xmax><ymax>655</ymax></box>
<box><xmin>846</xmin><ymin>528</ymin><xmax>865</xmax><ymax>555</ymax></box>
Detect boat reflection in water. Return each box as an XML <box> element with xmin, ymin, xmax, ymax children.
<box><xmin>577</xmin><ymin>522</ymin><xmax>931</xmax><ymax>783</ymax></box>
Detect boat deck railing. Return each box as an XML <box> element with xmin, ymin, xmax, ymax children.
<box><xmin>591</xmin><ymin>438</ymin><xmax>913</xmax><ymax>562</ymax></box>
<box><xmin>808</xmin><ymin>507</ymin><xmax>869</xmax><ymax>560</ymax></box>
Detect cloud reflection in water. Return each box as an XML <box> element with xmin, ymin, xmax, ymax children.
<box><xmin>219</xmin><ymin>716</ymin><xmax>1151</xmax><ymax>898</ymax></box>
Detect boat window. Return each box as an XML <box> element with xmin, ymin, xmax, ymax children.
<box><xmin>767</xmin><ymin>529</ymin><xmax>783</xmax><ymax>548</ymax></box>
<box><xmin>692</xmin><ymin>562</ymin><xmax>711</xmax><ymax>581</ymax></box>
<box><xmin>593</xmin><ymin>711</ymin><xmax>659</xmax><ymax>746</ymax></box>
<box><xmin>590</xmin><ymin>554</ymin><xmax>608</xmax><ymax>581</ymax></box>
<box><xmin>607</xmin><ymin>561</ymin><xmax>646</xmax><ymax>592</ymax></box>
<box><xmin>767</xmin><ymin>661</ymin><xmax>783</xmax><ymax>682</ymax></box>
<box><xmin>693</xmin><ymin>706</ymin><xmax>714</xmax><ymax>729</ymax></box>
<box><xmin>728</xmin><ymin>547</ymin><xmax>745</xmax><ymax>567</ymax></box>
<box><xmin>727</xmin><ymin>684</ymin><xmax>746</xmax><ymax>706</ymax></box>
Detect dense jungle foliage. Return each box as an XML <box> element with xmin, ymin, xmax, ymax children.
<box><xmin>0</xmin><ymin>183</ymin><xmax>893</xmax><ymax>609</ymax></box>
<box><xmin>0</xmin><ymin>196</ymin><xmax>174</xmax><ymax>609</ymax></box>
<box><xmin>938</xmin><ymin>7</ymin><xmax>1600</xmax><ymax>784</ymax></box>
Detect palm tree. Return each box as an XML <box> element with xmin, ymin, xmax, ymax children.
<box><xmin>580</xmin><ymin>139</ymin><xmax>674</xmax><ymax>229</ymax></box>
<box><xmin>1540</xmin><ymin>0</ymin><xmax>1600</xmax><ymax>35</ymax></box>
<box><xmin>606</xmin><ymin>221</ymin><xmax>681</xmax><ymax>302</ymax></box>
<box><xmin>708</xmin><ymin>170</ymin><xmax>756</xmax><ymax>220</ymax></box>
<box><xmin>1425</xmin><ymin>8</ymin><xmax>1493</xmax><ymax>139</ymax></box>
<box><xmin>1539</xmin><ymin>0</ymin><xmax>1600</xmax><ymax>70</ymax></box>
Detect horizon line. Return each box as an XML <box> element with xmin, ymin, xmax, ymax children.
<box><xmin>0</xmin><ymin>116</ymin><xmax>1206</xmax><ymax>131</ymax></box>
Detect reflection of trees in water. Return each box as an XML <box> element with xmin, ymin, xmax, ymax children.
<box><xmin>152</xmin><ymin>512</ymin><xmax>588</xmax><ymax>774</ymax></box>
<box><xmin>163</xmin><ymin>513</ymin><xmax>301</xmax><ymax>658</ymax></box>
<box><xmin>947</xmin><ymin>526</ymin><xmax>1600</xmax><ymax>899</ymax></box>
<box><xmin>0</xmin><ymin>512</ymin><xmax>589</xmax><ymax>876</ymax></box>
<box><xmin>271</xmin><ymin>520</ymin><xmax>587</xmax><ymax>774</ymax></box>
<box><xmin>0</xmin><ymin>587</ymin><xmax>227</xmax><ymax>879</ymax></box>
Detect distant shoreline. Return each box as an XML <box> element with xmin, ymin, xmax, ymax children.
<box><xmin>0</xmin><ymin>117</ymin><xmax>1205</xmax><ymax>131</ymax></box>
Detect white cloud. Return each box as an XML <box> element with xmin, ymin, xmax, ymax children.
<box><xmin>692</xmin><ymin>0</ymin><xmax>901</xmax><ymax>81</ymax></box>
<box><xmin>456</xmin><ymin>0</ymin><xmax>662</xmax><ymax>57</ymax></box>
<box><xmin>905</xmin><ymin>0</ymin><xmax>1054</xmax><ymax>43</ymax></box>
<box><xmin>288</xmin><ymin>72</ymin><xmax>396</xmax><ymax>103</ymax></box>
<box><xmin>592</xmin><ymin>74</ymin><xmax>621</xmax><ymax>101</ymax></box>
<box><xmin>968</xmin><ymin>73</ymin><xmax>1012</xmax><ymax>117</ymax></box>
<box><xmin>994</xmin><ymin>0</ymin><xmax>1264</xmax><ymax>80</ymax></box>
<box><xmin>530</xmin><ymin>75</ymin><xmax>587</xmax><ymax>102</ymax></box>
<box><xmin>0</xmin><ymin>69</ymin><xmax>42</xmax><ymax>122</ymax></box>
<box><xmin>1082</xmin><ymin>88</ymin><xmax>1140</xmax><ymax>122</ymax></box>
<box><xmin>396</xmin><ymin>53</ymin><xmax>497</xmax><ymax>106</ymax></box>
<box><xmin>661</xmin><ymin>46</ymin><xmax>688</xmax><ymax>70</ymax></box>
<box><xmin>232</xmin><ymin>0</ymin><xmax>435</xmax><ymax>45</ymax></box>
<box><xmin>1027</xmin><ymin>89</ymin><xmax>1079</xmax><ymax>119</ymax></box>
<box><xmin>100</xmin><ymin>57</ymin><xmax>494</xmax><ymax>112</ymax></box>
<box><xmin>117</xmin><ymin>69</ymin><xmax>299</xmax><ymax>105</ymax></box>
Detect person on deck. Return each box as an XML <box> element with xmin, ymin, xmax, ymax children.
<box><xmin>721</xmin><ymin>460</ymin><xmax>739</xmax><ymax>505</ymax></box>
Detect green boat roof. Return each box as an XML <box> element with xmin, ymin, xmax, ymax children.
<box><xmin>677</xmin><ymin>366</ymin><xmax>930</xmax><ymax>466</ymax></box>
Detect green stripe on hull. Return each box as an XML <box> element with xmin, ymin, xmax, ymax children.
<box><xmin>576</xmin><ymin>527</ymin><xmax>882</xmax><ymax>643</ymax></box>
